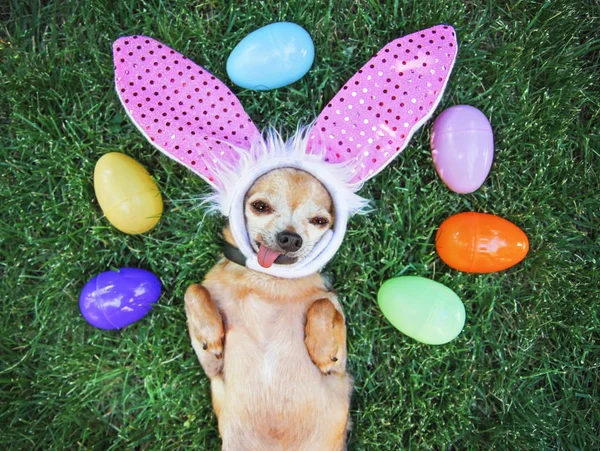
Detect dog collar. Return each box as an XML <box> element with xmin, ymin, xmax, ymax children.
<box><xmin>222</xmin><ymin>241</ymin><xmax>246</xmax><ymax>267</ymax></box>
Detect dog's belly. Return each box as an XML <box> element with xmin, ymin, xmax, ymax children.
<box><xmin>216</xmin><ymin>296</ymin><xmax>350</xmax><ymax>449</ymax></box>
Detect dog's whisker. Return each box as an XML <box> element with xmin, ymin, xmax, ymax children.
<box><xmin>246</xmin><ymin>226</ymin><xmax>270</xmax><ymax>236</ymax></box>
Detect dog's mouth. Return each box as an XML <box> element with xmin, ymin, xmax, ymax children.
<box><xmin>256</xmin><ymin>243</ymin><xmax>298</xmax><ymax>268</ymax></box>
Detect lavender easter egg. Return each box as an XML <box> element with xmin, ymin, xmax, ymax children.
<box><xmin>79</xmin><ymin>268</ymin><xmax>161</xmax><ymax>330</ymax></box>
<box><xmin>431</xmin><ymin>105</ymin><xmax>494</xmax><ymax>194</ymax></box>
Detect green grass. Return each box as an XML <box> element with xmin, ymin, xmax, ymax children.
<box><xmin>1</xmin><ymin>0</ymin><xmax>599</xmax><ymax>449</ymax></box>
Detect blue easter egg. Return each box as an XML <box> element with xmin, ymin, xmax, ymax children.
<box><xmin>226</xmin><ymin>22</ymin><xmax>315</xmax><ymax>90</ymax></box>
<box><xmin>79</xmin><ymin>268</ymin><xmax>162</xmax><ymax>330</ymax></box>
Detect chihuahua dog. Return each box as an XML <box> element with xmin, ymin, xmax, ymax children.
<box><xmin>185</xmin><ymin>168</ymin><xmax>352</xmax><ymax>450</ymax></box>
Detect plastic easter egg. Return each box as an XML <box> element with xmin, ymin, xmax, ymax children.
<box><xmin>226</xmin><ymin>22</ymin><xmax>314</xmax><ymax>90</ymax></box>
<box><xmin>431</xmin><ymin>105</ymin><xmax>494</xmax><ymax>193</ymax></box>
<box><xmin>377</xmin><ymin>276</ymin><xmax>466</xmax><ymax>345</ymax></box>
<box><xmin>436</xmin><ymin>212</ymin><xmax>529</xmax><ymax>273</ymax></box>
<box><xmin>94</xmin><ymin>152</ymin><xmax>163</xmax><ymax>234</ymax></box>
<box><xmin>79</xmin><ymin>268</ymin><xmax>162</xmax><ymax>330</ymax></box>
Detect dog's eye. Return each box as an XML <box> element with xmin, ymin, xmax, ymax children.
<box><xmin>251</xmin><ymin>200</ymin><xmax>273</xmax><ymax>213</ymax></box>
<box><xmin>309</xmin><ymin>217</ymin><xmax>330</xmax><ymax>226</ymax></box>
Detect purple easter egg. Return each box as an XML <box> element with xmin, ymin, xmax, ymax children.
<box><xmin>431</xmin><ymin>105</ymin><xmax>494</xmax><ymax>194</ymax></box>
<box><xmin>79</xmin><ymin>268</ymin><xmax>161</xmax><ymax>330</ymax></box>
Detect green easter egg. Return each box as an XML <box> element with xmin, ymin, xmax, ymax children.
<box><xmin>377</xmin><ymin>276</ymin><xmax>466</xmax><ymax>345</ymax></box>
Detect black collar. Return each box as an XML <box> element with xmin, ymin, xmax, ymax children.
<box><xmin>222</xmin><ymin>241</ymin><xmax>247</xmax><ymax>267</ymax></box>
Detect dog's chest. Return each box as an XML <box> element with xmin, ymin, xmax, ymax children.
<box><xmin>224</xmin><ymin>291</ymin><xmax>309</xmax><ymax>347</ymax></box>
<box><xmin>208</xmin><ymin>284</ymin><xmax>321</xmax><ymax>383</ymax></box>
<box><xmin>223</xmin><ymin>299</ymin><xmax>321</xmax><ymax>410</ymax></box>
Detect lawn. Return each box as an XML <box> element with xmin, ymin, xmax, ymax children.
<box><xmin>1</xmin><ymin>0</ymin><xmax>599</xmax><ymax>449</ymax></box>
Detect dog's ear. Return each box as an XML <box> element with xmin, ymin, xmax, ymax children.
<box><xmin>113</xmin><ymin>36</ymin><xmax>260</xmax><ymax>190</ymax></box>
<box><xmin>307</xmin><ymin>25</ymin><xmax>458</xmax><ymax>185</ymax></box>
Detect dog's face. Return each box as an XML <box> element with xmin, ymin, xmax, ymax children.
<box><xmin>244</xmin><ymin>168</ymin><xmax>334</xmax><ymax>268</ymax></box>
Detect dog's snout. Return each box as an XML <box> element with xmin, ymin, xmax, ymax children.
<box><xmin>277</xmin><ymin>231</ymin><xmax>303</xmax><ymax>252</ymax></box>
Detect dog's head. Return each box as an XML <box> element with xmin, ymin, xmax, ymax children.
<box><xmin>243</xmin><ymin>168</ymin><xmax>334</xmax><ymax>268</ymax></box>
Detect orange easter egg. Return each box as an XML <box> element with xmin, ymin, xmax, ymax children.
<box><xmin>436</xmin><ymin>212</ymin><xmax>529</xmax><ymax>273</ymax></box>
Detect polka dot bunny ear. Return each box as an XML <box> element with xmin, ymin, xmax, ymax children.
<box><xmin>113</xmin><ymin>36</ymin><xmax>260</xmax><ymax>189</ymax></box>
<box><xmin>307</xmin><ymin>25</ymin><xmax>458</xmax><ymax>185</ymax></box>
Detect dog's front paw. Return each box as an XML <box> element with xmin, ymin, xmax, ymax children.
<box><xmin>305</xmin><ymin>298</ymin><xmax>347</xmax><ymax>375</ymax></box>
<box><xmin>185</xmin><ymin>284</ymin><xmax>225</xmax><ymax>378</ymax></box>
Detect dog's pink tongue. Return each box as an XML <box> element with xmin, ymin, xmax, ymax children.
<box><xmin>257</xmin><ymin>245</ymin><xmax>281</xmax><ymax>268</ymax></box>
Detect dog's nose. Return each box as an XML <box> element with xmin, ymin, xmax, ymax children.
<box><xmin>277</xmin><ymin>231</ymin><xmax>303</xmax><ymax>252</ymax></box>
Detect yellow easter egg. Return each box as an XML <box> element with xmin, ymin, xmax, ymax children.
<box><xmin>94</xmin><ymin>152</ymin><xmax>163</xmax><ymax>234</ymax></box>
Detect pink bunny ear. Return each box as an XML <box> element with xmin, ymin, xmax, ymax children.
<box><xmin>308</xmin><ymin>25</ymin><xmax>458</xmax><ymax>184</ymax></box>
<box><xmin>113</xmin><ymin>36</ymin><xmax>260</xmax><ymax>189</ymax></box>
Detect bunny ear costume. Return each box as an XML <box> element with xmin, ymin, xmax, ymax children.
<box><xmin>113</xmin><ymin>25</ymin><xmax>458</xmax><ymax>278</ymax></box>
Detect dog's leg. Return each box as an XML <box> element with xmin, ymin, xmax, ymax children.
<box><xmin>304</xmin><ymin>298</ymin><xmax>347</xmax><ymax>375</ymax></box>
<box><xmin>184</xmin><ymin>284</ymin><xmax>225</xmax><ymax>379</ymax></box>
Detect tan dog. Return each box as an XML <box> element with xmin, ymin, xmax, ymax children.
<box><xmin>185</xmin><ymin>168</ymin><xmax>352</xmax><ymax>450</ymax></box>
